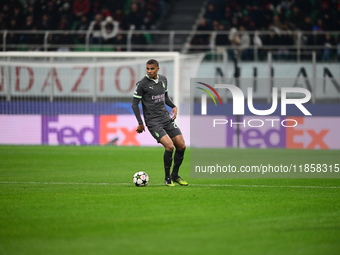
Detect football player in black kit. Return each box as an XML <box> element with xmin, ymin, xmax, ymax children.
<box><xmin>132</xmin><ymin>59</ymin><xmax>188</xmax><ymax>186</ymax></box>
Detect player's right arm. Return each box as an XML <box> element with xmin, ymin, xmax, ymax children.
<box><xmin>132</xmin><ymin>82</ymin><xmax>145</xmax><ymax>133</ymax></box>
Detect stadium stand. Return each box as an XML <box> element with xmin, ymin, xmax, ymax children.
<box><xmin>0</xmin><ymin>0</ymin><xmax>339</xmax><ymax>60</ymax></box>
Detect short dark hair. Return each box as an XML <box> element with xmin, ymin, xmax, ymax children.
<box><xmin>146</xmin><ymin>59</ymin><xmax>159</xmax><ymax>67</ymax></box>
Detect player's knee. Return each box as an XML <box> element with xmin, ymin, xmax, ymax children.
<box><xmin>166</xmin><ymin>144</ymin><xmax>175</xmax><ymax>151</ymax></box>
<box><xmin>176</xmin><ymin>143</ymin><xmax>186</xmax><ymax>151</ymax></box>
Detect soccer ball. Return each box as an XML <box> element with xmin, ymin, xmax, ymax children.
<box><xmin>133</xmin><ymin>171</ymin><xmax>149</xmax><ymax>187</ymax></box>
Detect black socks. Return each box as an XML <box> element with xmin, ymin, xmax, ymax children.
<box><xmin>163</xmin><ymin>150</ymin><xmax>173</xmax><ymax>179</ymax></box>
<box><xmin>171</xmin><ymin>149</ymin><xmax>185</xmax><ymax>179</ymax></box>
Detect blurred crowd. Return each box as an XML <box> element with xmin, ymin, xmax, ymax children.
<box><xmin>0</xmin><ymin>0</ymin><xmax>339</xmax><ymax>60</ymax></box>
<box><xmin>192</xmin><ymin>0</ymin><xmax>340</xmax><ymax>61</ymax></box>
<box><xmin>0</xmin><ymin>0</ymin><xmax>169</xmax><ymax>51</ymax></box>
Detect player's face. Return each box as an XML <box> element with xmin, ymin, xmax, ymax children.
<box><xmin>146</xmin><ymin>64</ymin><xmax>159</xmax><ymax>79</ymax></box>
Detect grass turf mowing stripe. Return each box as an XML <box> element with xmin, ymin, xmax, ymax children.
<box><xmin>1</xmin><ymin>181</ymin><xmax>340</xmax><ymax>189</ymax></box>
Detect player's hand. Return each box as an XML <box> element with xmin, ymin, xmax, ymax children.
<box><xmin>136</xmin><ymin>124</ymin><xmax>145</xmax><ymax>133</ymax></box>
<box><xmin>171</xmin><ymin>107</ymin><xmax>178</xmax><ymax>121</ymax></box>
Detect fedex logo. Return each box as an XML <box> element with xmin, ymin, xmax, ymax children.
<box><xmin>226</xmin><ymin>117</ymin><xmax>286</xmax><ymax>148</ymax></box>
<box><xmin>41</xmin><ymin>115</ymin><xmax>141</xmax><ymax>146</ymax></box>
<box><xmin>100</xmin><ymin>115</ymin><xmax>140</xmax><ymax>146</ymax></box>
<box><xmin>224</xmin><ymin>116</ymin><xmax>333</xmax><ymax>149</ymax></box>
<box><xmin>40</xmin><ymin>115</ymin><xmax>153</xmax><ymax>146</ymax></box>
<box><xmin>41</xmin><ymin>116</ymin><xmax>99</xmax><ymax>145</ymax></box>
<box><xmin>287</xmin><ymin>117</ymin><xmax>331</xmax><ymax>149</ymax></box>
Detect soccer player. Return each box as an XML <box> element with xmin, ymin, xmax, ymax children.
<box><xmin>131</xmin><ymin>59</ymin><xmax>188</xmax><ymax>187</ymax></box>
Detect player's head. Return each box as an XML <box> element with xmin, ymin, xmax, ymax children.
<box><xmin>146</xmin><ymin>59</ymin><xmax>159</xmax><ymax>79</ymax></box>
<box><xmin>147</xmin><ymin>59</ymin><xmax>159</xmax><ymax>67</ymax></box>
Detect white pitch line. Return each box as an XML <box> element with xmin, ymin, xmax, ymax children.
<box><xmin>0</xmin><ymin>181</ymin><xmax>339</xmax><ymax>189</ymax></box>
<box><xmin>0</xmin><ymin>181</ymin><xmax>131</xmax><ymax>186</ymax></box>
<box><xmin>190</xmin><ymin>184</ymin><xmax>340</xmax><ymax>189</ymax></box>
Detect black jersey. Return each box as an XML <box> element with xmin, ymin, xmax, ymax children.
<box><xmin>133</xmin><ymin>74</ymin><xmax>171</xmax><ymax>125</ymax></box>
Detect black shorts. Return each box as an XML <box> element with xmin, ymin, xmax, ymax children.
<box><xmin>147</xmin><ymin>120</ymin><xmax>182</xmax><ymax>143</ymax></box>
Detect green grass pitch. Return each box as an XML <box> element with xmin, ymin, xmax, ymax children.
<box><xmin>0</xmin><ymin>146</ymin><xmax>339</xmax><ymax>255</ymax></box>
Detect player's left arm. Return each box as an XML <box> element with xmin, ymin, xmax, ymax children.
<box><xmin>165</xmin><ymin>92</ymin><xmax>177</xmax><ymax>121</ymax></box>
